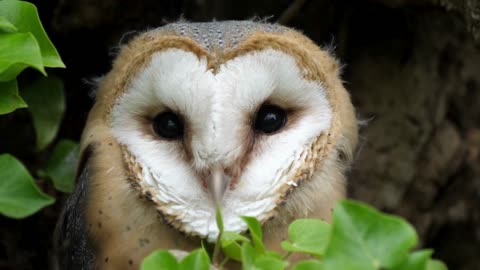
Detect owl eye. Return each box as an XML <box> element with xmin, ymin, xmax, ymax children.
<box><xmin>254</xmin><ymin>105</ymin><xmax>287</xmax><ymax>134</ymax></box>
<box><xmin>153</xmin><ymin>111</ymin><xmax>184</xmax><ymax>139</ymax></box>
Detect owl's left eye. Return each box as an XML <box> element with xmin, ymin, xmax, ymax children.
<box><xmin>254</xmin><ymin>105</ymin><xmax>287</xmax><ymax>134</ymax></box>
<box><xmin>153</xmin><ymin>111</ymin><xmax>184</xmax><ymax>139</ymax></box>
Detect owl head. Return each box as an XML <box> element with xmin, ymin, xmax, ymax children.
<box><xmin>81</xmin><ymin>21</ymin><xmax>358</xmax><ymax>244</ymax></box>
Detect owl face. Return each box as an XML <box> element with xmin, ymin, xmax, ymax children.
<box><xmin>84</xmin><ymin>22</ymin><xmax>357</xmax><ymax>243</ymax></box>
<box><xmin>111</xmin><ymin>47</ymin><xmax>332</xmax><ymax>240</ymax></box>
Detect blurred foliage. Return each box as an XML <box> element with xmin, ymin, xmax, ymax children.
<box><xmin>0</xmin><ymin>154</ymin><xmax>54</xmax><ymax>218</ymax></box>
<box><xmin>39</xmin><ymin>139</ymin><xmax>79</xmax><ymax>193</ymax></box>
<box><xmin>0</xmin><ymin>0</ymin><xmax>76</xmax><ymax>219</ymax></box>
<box><xmin>21</xmin><ymin>76</ymin><xmax>65</xmax><ymax>151</ymax></box>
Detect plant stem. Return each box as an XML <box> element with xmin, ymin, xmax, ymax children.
<box><xmin>282</xmin><ymin>251</ymin><xmax>292</xmax><ymax>260</ymax></box>
<box><xmin>219</xmin><ymin>257</ymin><xmax>230</xmax><ymax>269</ymax></box>
<box><xmin>212</xmin><ymin>231</ymin><xmax>222</xmax><ymax>266</ymax></box>
<box><xmin>212</xmin><ymin>204</ymin><xmax>224</xmax><ymax>266</ymax></box>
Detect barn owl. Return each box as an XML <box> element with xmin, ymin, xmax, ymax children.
<box><xmin>54</xmin><ymin>21</ymin><xmax>358</xmax><ymax>270</ymax></box>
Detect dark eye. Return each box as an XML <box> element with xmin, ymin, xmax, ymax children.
<box><xmin>254</xmin><ymin>105</ymin><xmax>287</xmax><ymax>134</ymax></box>
<box><xmin>153</xmin><ymin>111</ymin><xmax>184</xmax><ymax>139</ymax></box>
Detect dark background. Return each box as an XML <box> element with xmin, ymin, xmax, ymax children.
<box><xmin>1</xmin><ymin>0</ymin><xmax>479</xmax><ymax>269</ymax></box>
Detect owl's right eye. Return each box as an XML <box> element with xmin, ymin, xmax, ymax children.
<box><xmin>153</xmin><ymin>111</ymin><xmax>184</xmax><ymax>139</ymax></box>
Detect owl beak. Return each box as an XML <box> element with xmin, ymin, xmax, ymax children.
<box><xmin>207</xmin><ymin>165</ymin><xmax>230</xmax><ymax>204</ymax></box>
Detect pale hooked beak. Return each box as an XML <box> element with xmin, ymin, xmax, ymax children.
<box><xmin>206</xmin><ymin>165</ymin><xmax>231</xmax><ymax>205</ymax></box>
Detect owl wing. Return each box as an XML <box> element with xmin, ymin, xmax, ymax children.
<box><xmin>53</xmin><ymin>146</ymin><xmax>96</xmax><ymax>270</ymax></box>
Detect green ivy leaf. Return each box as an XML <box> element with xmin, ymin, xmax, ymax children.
<box><xmin>292</xmin><ymin>260</ymin><xmax>324</xmax><ymax>270</ymax></box>
<box><xmin>0</xmin><ymin>154</ymin><xmax>55</xmax><ymax>218</ymax></box>
<box><xmin>222</xmin><ymin>231</ymin><xmax>251</xmax><ymax>243</ymax></box>
<box><xmin>281</xmin><ymin>219</ymin><xmax>331</xmax><ymax>257</ymax></box>
<box><xmin>0</xmin><ymin>16</ymin><xmax>17</xmax><ymax>33</ymax></box>
<box><xmin>392</xmin><ymin>250</ymin><xmax>432</xmax><ymax>270</ymax></box>
<box><xmin>141</xmin><ymin>250</ymin><xmax>178</xmax><ymax>270</ymax></box>
<box><xmin>241</xmin><ymin>216</ymin><xmax>263</xmax><ymax>240</ymax></box>
<box><xmin>241</xmin><ymin>242</ymin><xmax>257</xmax><ymax>270</ymax></box>
<box><xmin>178</xmin><ymin>249</ymin><xmax>210</xmax><ymax>270</ymax></box>
<box><xmin>0</xmin><ymin>0</ymin><xmax>64</xmax><ymax>68</ymax></box>
<box><xmin>254</xmin><ymin>254</ymin><xmax>288</xmax><ymax>270</ymax></box>
<box><xmin>221</xmin><ymin>231</ymin><xmax>251</xmax><ymax>261</ymax></box>
<box><xmin>42</xmin><ymin>139</ymin><xmax>79</xmax><ymax>193</ymax></box>
<box><xmin>240</xmin><ymin>242</ymin><xmax>287</xmax><ymax>270</ymax></box>
<box><xmin>265</xmin><ymin>251</ymin><xmax>283</xmax><ymax>260</ymax></box>
<box><xmin>21</xmin><ymin>76</ymin><xmax>65</xmax><ymax>151</ymax></box>
<box><xmin>222</xmin><ymin>241</ymin><xmax>243</xmax><ymax>262</ymax></box>
<box><xmin>0</xmin><ymin>79</ymin><xmax>26</xmax><ymax>114</ymax></box>
<box><xmin>427</xmin><ymin>260</ymin><xmax>448</xmax><ymax>270</ymax></box>
<box><xmin>320</xmin><ymin>200</ymin><xmax>418</xmax><ymax>270</ymax></box>
<box><xmin>241</xmin><ymin>216</ymin><xmax>266</xmax><ymax>254</ymax></box>
<box><xmin>0</xmin><ymin>32</ymin><xmax>45</xmax><ymax>81</ymax></box>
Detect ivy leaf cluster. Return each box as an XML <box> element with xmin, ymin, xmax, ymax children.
<box><xmin>141</xmin><ymin>200</ymin><xmax>448</xmax><ymax>270</ymax></box>
<box><xmin>0</xmin><ymin>0</ymin><xmax>77</xmax><ymax>219</ymax></box>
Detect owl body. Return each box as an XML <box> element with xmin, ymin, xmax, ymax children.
<box><xmin>54</xmin><ymin>21</ymin><xmax>358</xmax><ymax>269</ymax></box>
